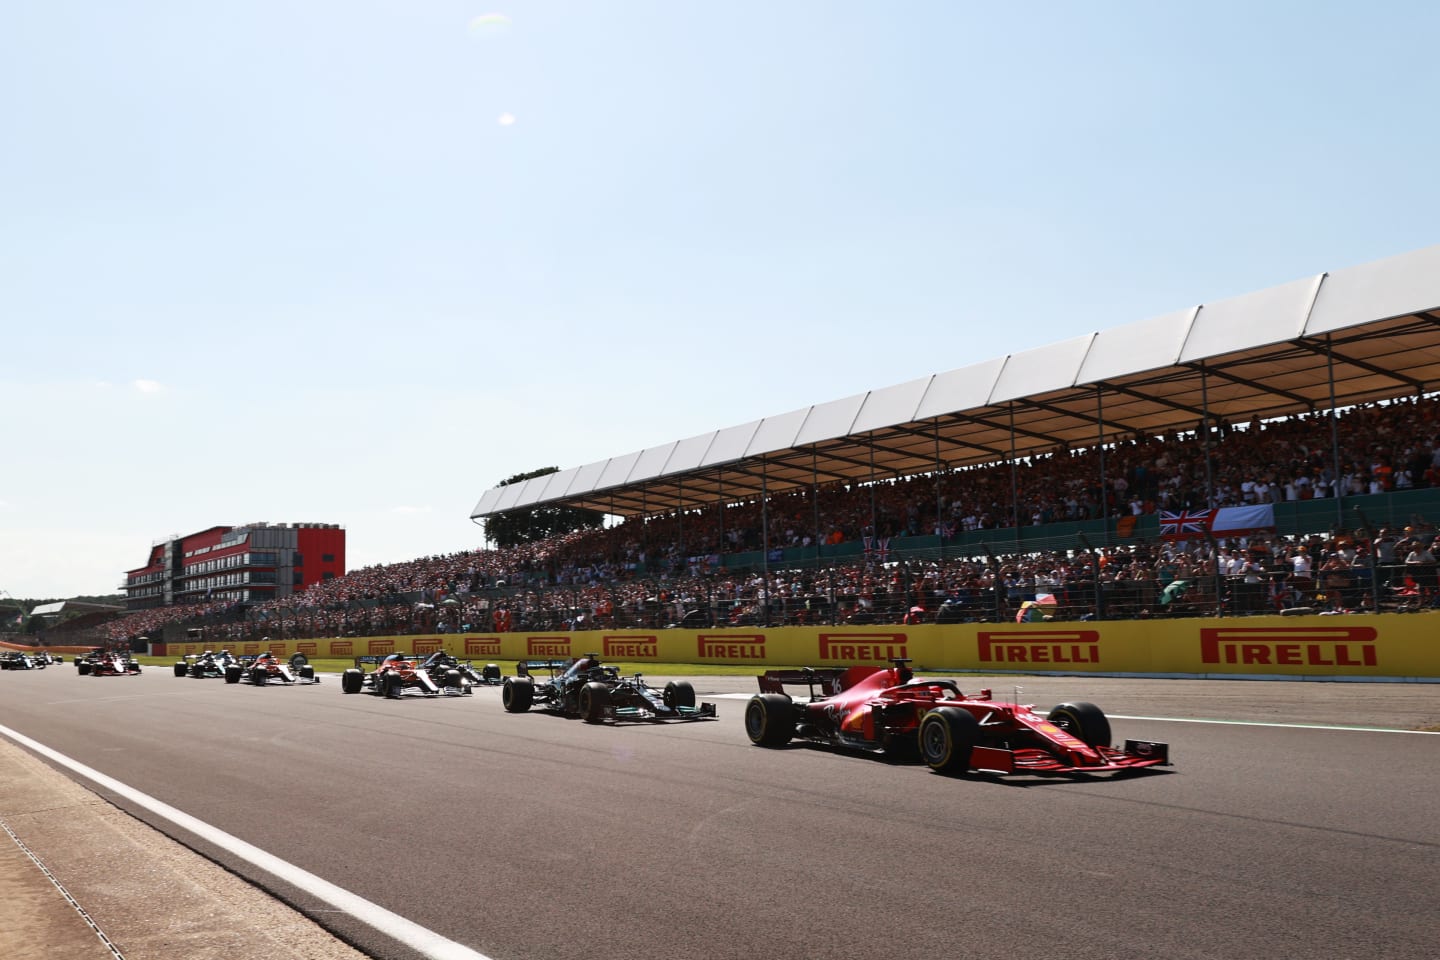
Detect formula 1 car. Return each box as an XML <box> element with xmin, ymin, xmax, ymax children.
<box><xmin>417</xmin><ymin>651</ymin><xmax>504</xmax><ymax>686</ymax></box>
<box><xmin>173</xmin><ymin>649</ymin><xmax>241</xmax><ymax>678</ymax></box>
<box><xmin>744</xmin><ymin>659</ymin><xmax>1169</xmax><ymax>776</ymax></box>
<box><xmin>80</xmin><ymin>651</ymin><xmax>143</xmax><ymax>677</ymax></box>
<box><xmin>501</xmin><ymin>654</ymin><xmax>717</xmax><ymax>723</ymax></box>
<box><xmin>224</xmin><ymin>651</ymin><xmax>319</xmax><ymax>685</ymax></box>
<box><xmin>1</xmin><ymin>652</ymin><xmax>40</xmax><ymax>670</ymax></box>
<box><xmin>339</xmin><ymin>652</ymin><xmax>475</xmax><ymax>697</ymax></box>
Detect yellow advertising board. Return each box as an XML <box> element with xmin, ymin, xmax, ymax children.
<box><xmin>153</xmin><ymin>612</ymin><xmax>1440</xmax><ymax>680</ymax></box>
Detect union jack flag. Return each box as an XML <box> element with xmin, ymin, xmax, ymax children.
<box><xmin>1159</xmin><ymin>509</ymin><xmax>1213</xmax><ymax>539</ymax></box>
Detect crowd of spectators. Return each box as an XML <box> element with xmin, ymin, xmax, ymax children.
<box><xmin>102</xmin><ymin>395</ymin><xmax>1440</xmax><ymax>646</ymax></box>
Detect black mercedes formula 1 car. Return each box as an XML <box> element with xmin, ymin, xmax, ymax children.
<box><xmin>173</xmin><ymin>649</ymin><xmax>241</xmax><ymax>678</ymax></box>
<box><xmin>501</xmin><ymin>654</ymin><xmax>717</xmax><ymax>723</ymax></box>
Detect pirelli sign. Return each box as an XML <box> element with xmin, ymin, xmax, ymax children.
<box><xmin>817</xmin><ymin>633</ymin><xmax>908</xmax><ymax>663</ymax></box>
<box><xmin>697</xmin><ymin>635</ymin><xmax>766</xmax><ymax>660</ymax></box>
<box><xmin>1199</xmin><ymin>626</ymin><xmax>1379</xmax><ymax>668</ymax></box>
<box><xmin>977</xmin><ymin>630</ymin><xmax>1101</xmax><ymax>666</ymax></box>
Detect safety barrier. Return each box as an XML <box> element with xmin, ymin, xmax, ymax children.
<box><xmin>151</xmin><ymin>612</ymin><xmax>1440</xmax><ymax>681</ymax></box>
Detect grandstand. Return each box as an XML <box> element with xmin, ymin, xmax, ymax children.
<box><xmin>102</xmin><ymin>244</ymin><xmax>1440</xmax><ymax>647</ymax></box>
<box><xmin>469</xmin><ymin>242</ymin><xmax>1440</xmax><ymax>533</ymax></box>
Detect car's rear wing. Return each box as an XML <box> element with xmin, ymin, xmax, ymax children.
<box><xmin>516</xmin><ymin>659</ymin><xmax>571</xmax><ymax>678</ymax></box>
<box><xmin>757</xmin><ymin>667</ymin><xmax>849</xmax><ymax>698</ymax></box>
<box><xmin>353</xmin><ymin>654</ymin><xmax>417</xmax><ymax>667</ymax></box>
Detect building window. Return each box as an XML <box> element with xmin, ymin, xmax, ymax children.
<box><xmin>322</xmin><ymin>554</ymin><xmax>334</xmax><ymax>563</ymax></box>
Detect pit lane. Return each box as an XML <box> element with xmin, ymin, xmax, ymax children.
<box><xmin>1</xmin><ymin>668</ymin><xmax>1437</xmax><ymax>960</ymax></box>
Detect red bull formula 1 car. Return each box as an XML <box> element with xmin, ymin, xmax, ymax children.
<box><xmin>501</xmin><ymin>654</ymin><xmax>717</xmax><ymax>723</ymax></box>
<box><xmin>744</xmin><ymin>660</ymin><xmax>1169</xmax><ymax>776</ymax></box>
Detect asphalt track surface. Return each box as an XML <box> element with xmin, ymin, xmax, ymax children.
<box><xmin>2</xmin><ymin>667</ymin><xmax>1438</xmax><ymax>960</ymax></box>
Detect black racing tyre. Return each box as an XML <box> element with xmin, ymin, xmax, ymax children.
<box><xmin>382</xmin><ymin>672</ymin><xmax>403</xmax><ymax>698</ymax></box>
<box><xmin>224</xmin><ymin>665</ymin><xmax>242</xmax><ymax>684</ymax></box>
<box><xmin>173</xmin><ymin>662</ymin><xmax>187</xmax><ymax>677</ymax></box>
<box><xmin>481</xmin><ymin>663</ymin><xmax>501</xmax><ymax>682</ymax></box>
<box><xmin>578</xmin><ymin>681</ymin><xmax>610</xmax><ymax>722</ymax></box>
<box><xmin>663</xmin><ymin>680</ymin><xmax>696</xmax><ymax>710</ymax></box>
<box><xmin>445</xmin><ymin>668</ymin><xmax>463</xmax><ymax>689</ymax></box>
<box><xmin>299</xmin><ymin>664</ymin><xmax>316</xmax><ymax>680</ymax></box>
<box><xmin>77</xmin><ymin>661</ymin><xmax>91</xmax><ymax>675</ymax></box>
<box><xmin>919</xmin><ymin>707</ymin><xmax>980</xmax><ymax>774</ymax></box>
<box><xmin>1047</xmin><ymin>702</ymin><xmax>1112</xmax><ymax>748</ymax></box>
<box><xmin>745</xmin><ymin>693</ymin><xmax>796</xmax><ymax>747</ymax></box>
<box><xmin>501</xmin><ymin>677</ymin><xmax>534</xmax><ymax>712</ymax></box>
<box><xmin>250</xmin><ymin>666</ymin><xmax>267</xmax><ymax>686</ymax></box>
<box><xmin>289</xmin><ymin>653</ymin><xmax>309</xmax><ymax>667</ymax></box>
<box><xmin>340</xmin><ymin>668</ymin><xmax>363</xmax><ymax>694</ymax></box>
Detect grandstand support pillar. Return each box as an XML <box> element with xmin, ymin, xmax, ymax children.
<box><xmin>1326</xmin><ymin>333</ymin><xmax>1344</xmax><ymax>528</ymax></box>
<box><xmin>1095</xmin><ymin>387</ymin><xmax>1109</xmax><ymax>546</ymax></box>
<box><xmin>812</xmin><ymin>447</ymin><xmax>822</xmax><ymax>568</ymax></box>
<box><xmin>677</xmin><ymin>477</ymin><xmax>684</xmax><ymax>562</ymax></box>
<box><xmin>868</xmin><ymin>434</ymin><xmax>877</xmax><ymax>541</ymax></box>
<box><xmin>760</xmin><ymin>464</ymin><xmax>771</xmax><ymax>627</ymax></box>
<box><xmin>1199</xmin><ymin>361</ymin><xmax>1215</xmax><ymax>509</ymax></box>
<box><xmin>933</xmin><ymin>419</ymin><xmax>944</xmax><ymax>561</ymax></box>
<box><xmin>1008</xmin><ymin>403</ymin><xmax>1020</xmax><ymax>550</ymax></box>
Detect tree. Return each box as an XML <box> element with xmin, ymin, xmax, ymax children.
<box><xmin>484</xmin><ymin>467</ymin><xmax>605</xmax><ymax>548</ymax></box>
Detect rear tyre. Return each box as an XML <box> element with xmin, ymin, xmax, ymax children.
<box><xmin>663</xmin><ymin>681</ymin><xmax>696</xmax><ymax>710</ymax></box>
<box><xmin>289</xmin><ymin>653</ymin><xmax>309</xmax><ymax>668</ymax></box>
<box><xmin>445</xmin><ymin>668</ymin><xmax>463</xmax><ymax>689</ymax></box>
<box><xmin>77</xmin><ymin>661</ymin><xmax>91</xmax><ymax>675</ymax></box>
<box><xmin>481</xmin><ymin>663</ymin><xmax>501</xmax><ymax>682</ymax></box>
<box><xmin>224</xmin><ymin>665</ymin><xmax>242</xmax><ymax>684</ymax></box>
<box><xmin>919</xmin><ymin>707</ymin><xmax>979</xmax><ymax>774</ymax></box>
<box><xmin>578</xmin><ymin>682</ymin><xmax>610</xmax><ymax>722</ymax></box>
<box><xmin>745</xmin><ymin>694</ymin><xmax>796</xmax><ymax>747</ymax></box>
<box><xmin>1046</xmin><ymin>702</ymin><xmax>1111</xmax><ymax>748</ymax></box>
<box><xmin>501</xmin><ymin>677</ymin><xmax>534</xmax><ymax>712</ymax></box>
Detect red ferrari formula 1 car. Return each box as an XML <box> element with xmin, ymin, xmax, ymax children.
<box><xmin>81</xmin><ymin>651</ymin><xmax>143</xmax><ymax>677</ymax></box>
<box><xmin>744</xmin><ymin>660</ymin><xmax>1170</xmax><ymax>776</ymax></box>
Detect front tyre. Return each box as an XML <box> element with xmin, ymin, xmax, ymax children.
<box><xmin>745</xmin><ymin>693</ymin><xmax>795</xmax><ymax>747</ymax></box>
<box><xmin>663</xmin><ymin>680</ymin><xmax>696</xmax><ymax>710</ymax></box>
<box><xmin>578</xmin><ymin>682</ymin><xmax>610</xmax><ymax>722</ymax></box>
<box><xmin>340</xmin><ymin>669</ymin><xmax>363</xmax><ymax>694</ymax></box>
<box><xmin>919</xmin><ymin>707</ymin><xmax>979</xmax><ymax>774</ymax></box>
<box><xmin>1046</xmin><ymin>702</ymin><xmax>1111</xmax><ymax>748</ymax></box>
<box><xmin>502</xmin><ymin>677</ymin><xmax>534</xmax><ymax>713</ymax></box>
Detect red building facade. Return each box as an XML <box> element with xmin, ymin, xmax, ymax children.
<box><xmin>121</xmin><ymin>523</ymin><xmax>345</xmax><ymax>610</ymax></box>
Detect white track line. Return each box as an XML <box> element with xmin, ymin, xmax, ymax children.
<box><xmin>0</xmin><ymin>723</ymin><xmax>492</xmax><ymax>960</ymax></box>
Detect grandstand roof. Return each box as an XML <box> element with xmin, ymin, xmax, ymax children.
<box><xmin>471</xmin><ymin>243</ymin><xmax>1440</xmax><ymax>520</ymax></box>
<box><xmin>29</xmin><ymin>601</ymin><xmax>126</xmax><ymax>617</ymax></box>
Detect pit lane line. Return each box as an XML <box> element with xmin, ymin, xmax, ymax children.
<box><xmin>707</xmin><ymin>693</ymin><xmax>1438</xmax><ymax>734</ymax></box>
<box><xmin>0</xmin><ymin>722</ymin><xmax>493</xmax><ymax>960</ymax></box>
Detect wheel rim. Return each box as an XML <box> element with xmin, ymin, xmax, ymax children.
<box><xmin>745</xmin><ymin>700</ymin><xmax>766</xmax><ymax>739</ymax></box>
<box><xmin>920</xmin><ymin>717</ymin><xmax>949</xmax><ymax>763</ymax></box>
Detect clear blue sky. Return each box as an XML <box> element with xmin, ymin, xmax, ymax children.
<box><xmin>4</xmin><ymin>2</ymin><xmax>1439</xmax><ymax>600</ymax></box>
